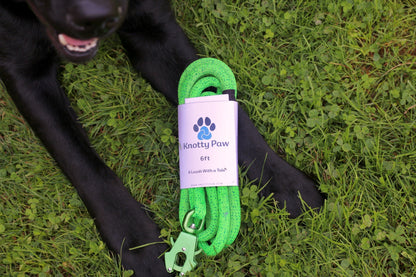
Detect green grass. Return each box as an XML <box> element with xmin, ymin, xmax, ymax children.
<box><xmin>1</xmin><ymin>0</ymin><xmax>415</xmax><ymax>276</ymax></box>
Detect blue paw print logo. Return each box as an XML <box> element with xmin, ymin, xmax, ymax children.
<box><xmin>194</xmin><ymin>117</ymin><xmax>216</xmax><ymax>140</ymax></box>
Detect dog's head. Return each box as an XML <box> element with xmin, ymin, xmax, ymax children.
<box><xmin>26</xmin><ymin>0</ymin><xmax>129</xmax><ymax>62</ymax></box>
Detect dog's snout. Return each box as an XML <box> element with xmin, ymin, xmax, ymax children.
<box><xmin>67</xmin><ymin>2</ymin><xmax>124</xmax><ymax>38</ymax></box>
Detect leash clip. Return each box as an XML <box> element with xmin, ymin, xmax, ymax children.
<box><xmin>165</xmin><ymin>231</ymin><xmax>202</xmax><ymax>275</ymax></box>
<box><xmin>183</xmin><ymin>209</ymin><xmax>205</xmax><ymax>234</ymax></box>
<box><xmin>165</xmin><ymin>210</ymin><xmax>203</xmax><ymax>275</ymax></box>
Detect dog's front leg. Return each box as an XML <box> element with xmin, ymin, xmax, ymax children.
<box><xmin>0</xmin><ymin>47</ymin><xmax>169</xmax><ymax>277</ymax></box>
<box><xmin>237</xmin><ymin>106</ymin><xmax>325</xmax><ymax>217</ymax></box>
<box><xmin>119</xmin><ymin>0</ymin><xmax>324</xmax><ymax>218</ymax></box>
<box><xmin>117</xmin><ymin>0</ymin><xmax>198</xmax><ymax>104</ymax></box>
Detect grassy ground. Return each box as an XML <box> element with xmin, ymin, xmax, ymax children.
<box><xmin>1</xmin><ymin>0</ymin><xmax>415</xmax><ymax>276</ymax></box>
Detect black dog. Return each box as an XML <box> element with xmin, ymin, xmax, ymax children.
<box><xmin>0</xmin><ymin>0</ymin><xmax>324</xmax><ymax>275</ymax></box>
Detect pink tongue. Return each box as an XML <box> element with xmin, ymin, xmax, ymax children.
<box><xmin>62</xmin><ymin>34</ymin><xmax>96</xmax><ymax>46</ymax></box>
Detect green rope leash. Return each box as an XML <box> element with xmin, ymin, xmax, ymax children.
<box><xmin>165</xmin><ymin>58</ymin><xmax>241</xmax><ymax>275</ymax></box>
<box><xmin>178</xmin><ymin>58</ymin><xmax>241</xmax><ymax>255</ymax></box>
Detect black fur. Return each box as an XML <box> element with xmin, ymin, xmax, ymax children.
<box><xmin>0</xmin><ymin>0</ymin><xmax>324</xmax><ymax>275</ymax></box>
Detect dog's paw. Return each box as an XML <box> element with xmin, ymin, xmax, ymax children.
<box><xmin>258</xmin><ymin>153</ymin><xmax>325</xmax><ymax>218</ymax></box>
<box><xmin>108</xmin><ymin>214</ymin><xmax>172</xmax><ymax>277</ymax></box>
<box><xmin>91</xmin><ymin>185</ymin><xmax>171</xmax><ymax>276</ymax></box>
<box><xmin>101</xmin><ymin>213</ymin><xmax>171</xmax><ymax>276</ymax></box>
<box><xmin>119</xmin><ymin>240</ymin><xmax>171</xmax><ymax>277</ymax></box>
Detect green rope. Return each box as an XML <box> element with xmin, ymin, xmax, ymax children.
<box><xmin>178</xmin><ymin>58</ymin><xmax>241</xmax><ymax>256</ymax></box>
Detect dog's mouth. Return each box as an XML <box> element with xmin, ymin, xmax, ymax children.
<box><xmin>46</xmin><ymin>29</ymin><xmax>100</xmax><ymax>62</ymax></box>
<box><xmin>26</xmin><ymin>0</ymin><xmax>127</xmax><ymax>63</ymax></box>
<box><xmin>58</xmin><ymin>34</ymin><xmax>99</xmax><ymax>53</ymax></box>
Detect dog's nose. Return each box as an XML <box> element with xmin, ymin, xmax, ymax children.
<box><xmin>67</xmin><ymin>2</ymin><xmax>123</xmax><ymax>38</ymax></box>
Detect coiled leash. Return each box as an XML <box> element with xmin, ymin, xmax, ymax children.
<box><xmin>165</xmin><ymin>58</ymin><xmax>241</xmax><ymax>275</ymax></box>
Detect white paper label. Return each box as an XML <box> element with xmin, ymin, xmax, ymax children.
<box><xmin>178</xmin><ymin>95</ymin><xmax>238</xmax><ymax>189</ymax></box>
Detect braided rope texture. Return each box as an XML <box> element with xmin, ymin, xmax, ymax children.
<box><xmin>178</xmin><ymin>58</ymin><xmax>241</xmax><ymax>256</ymax></box>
